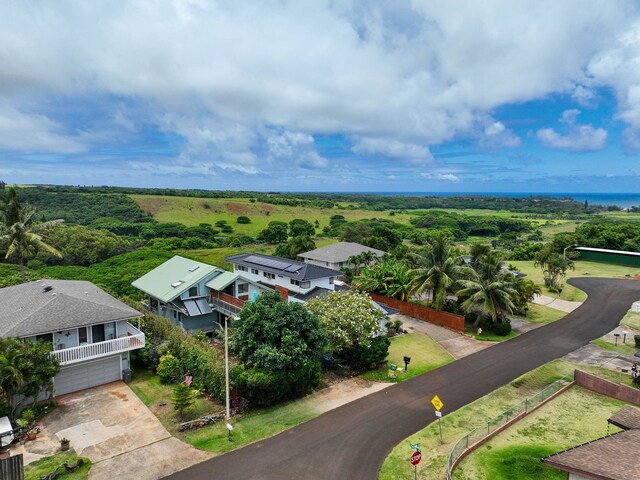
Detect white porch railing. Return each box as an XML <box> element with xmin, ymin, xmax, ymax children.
<box><xmin>51</xmin><ymin>323</ymin><xmax>145</xmax><ymax>366</ymax></box>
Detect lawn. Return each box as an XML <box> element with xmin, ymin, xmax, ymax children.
<box><xmin>454</xmin><ymin>386</ymin><xmax>626</xmax><ymax>479</ymax></box>
<box><xmin>464</xmin><ymin>327</ymin><xmax>518</xmax><ymax>342</ymax></box>
<box><xmin>24</xmin><ymin>451</ymin><xmax>92</xmax><ymax>480</ymax></box>
<box><xmin>514</xmin><ymin>303</ymin><xmax>566</xmax><ymax>324</ymax></box>
<box><xmin>591</xmin><ymin>338</ymin><xmax>638</xmax><ymax>357</ymax></box>
<box><xmin>130</xmin><ymin>194</ymin><xmax>414</xmax><ymax>236</ymax></box>
<box><xmin>621</xmin><ymin>309</ymin><xmax>640</xmax><ymax>331</ymax></box>
<box><xmin>128</xmin><ymin>368</ymin><xmax>221</xmax><ymax>436</ymax></box>
<box><xmin>378</xmin><ymin>360</ymin><xmax>630</xmax><ymax>480</ymax></box>
<box><xmin>510</xmin><ymin>260</ymin><xmax>640</xmax><ymax>302</ymax></box>
<box><xmin>361</xmin><ymin>334</ymin><xmax>454</xmax><ymax>383</ymax></box>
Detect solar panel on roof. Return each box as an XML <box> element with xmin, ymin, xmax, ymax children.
<box><xmin>244</xmin><ymin>255</ymin><xmax>293</xmax><ymax>271</ymax></box>
<box><xmin>285</xmin><ymin>265</ymin><xmax>302</xmax><ymax>273</ymax></box>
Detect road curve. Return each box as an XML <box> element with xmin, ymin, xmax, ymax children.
<box><xmin>166</xmin><ymin>277</ymin><xmax>640</xmax><ymax>480</ymax></box>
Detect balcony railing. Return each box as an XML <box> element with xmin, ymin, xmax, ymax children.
<box><xmin>51</xmin><ymin>323</ymin><xmax>145</xmax><ymax>366</ymax></box>
<box><xmin>210</xmin><ymin>291</ymin><xmax>246</xmax><ymax>316</ymax></box>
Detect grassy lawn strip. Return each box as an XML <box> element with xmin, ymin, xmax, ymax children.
<box><xmin>361</xmin><ymin>334</ymin><xmax>454</xmax><ymax>383</ymax></box>
<box><xmin>464</xmin><ymin>327</ymin><xmax>517</xmax><ymax>342</ymax></box>
<box><xmin>514</xmin><ymin>303</ymin><xmax>565</xmax><ymax>324</ymax></box>
<box><xmin>454</xmin><ymin>386</ymin><xmax>626</xmax><ymax>479</ymax></box>
<box><xmin>591</xmin><ymin>338</ymin><xmax>638</xmax><ymax>357</ymax></box>
<box><xmin>621</xmin><ymin>309</ymin><xmax>640</xmax><ymax>331</ymax></box>
<box><xmin>25</xmin><ymin>451</ymin><xmax>91</xmax><ymax>480</ymax></box>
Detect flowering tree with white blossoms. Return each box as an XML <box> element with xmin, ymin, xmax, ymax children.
<box><xmin>306</xmin><ymin>290</ymin><xmax>385</xmax><ymax>352</ymax></box>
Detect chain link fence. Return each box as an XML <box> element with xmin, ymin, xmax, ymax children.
<box><xmin>447</xmin><ymin>375</ymin><xmax>573</xmax><ymax>480</ymax></box>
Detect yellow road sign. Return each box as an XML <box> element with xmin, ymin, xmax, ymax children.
<box><xmin>431</xmin><ymin>395</ymin><xmax>443</xmax><ymax>411</ymax></box>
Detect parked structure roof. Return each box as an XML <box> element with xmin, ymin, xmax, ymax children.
<box><xmin>608</xmin><ymin>405</ymin><xmax>640</xmax><ymax>431</ymax></box>
<box><xmin>542</xmin><ymin>429</ymin><xmax>640</xmax><ymax>480</ymax></box>
<box><xmin>298</xmin><ymin>242</ymin><xmax>385</xmax><ymax>264</ymax></box>
<box><xmin>226</xmin><ymin>253</ymin><xmax>342</xmax><ymax>281</ymax></box>
<box><xmin>0</xmin><ymin>280</ymin><xmax>141</xmax><ymax>338</ymax></box>
<box><xmin>205</xmin><ymin>271</ymin><xmax>239</xmax><ymax>291</ymax></box>
<box><xmin>132</xmin><ymin>255</ymin><xmax>220</xmax><ymax>303</ymax></box>
<box><xmin>575</xmin><ymin>247</ymin><xmax>640</xmax><ymax>258</ymax></box>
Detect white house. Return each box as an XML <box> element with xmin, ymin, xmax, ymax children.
<box><xmin>0</xmin><ymin>280</ymin><xmax>145</xmax><ymax>396</ymax></box>
<box><xmin>225</xmin><ymin>253</ymin><xmax>343</xmax><ymax>302</ymax></box>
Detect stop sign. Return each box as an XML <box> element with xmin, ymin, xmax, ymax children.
<box><xmin>410</xmin><ymin>450</ymin><xmax>422</xmax><ymax>466</ymax></box>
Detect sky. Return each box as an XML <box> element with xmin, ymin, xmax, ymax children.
<box><xmin>2</xmin><ymin>1</ymin><xmax>640</xmax><ymax>193</ymax></box>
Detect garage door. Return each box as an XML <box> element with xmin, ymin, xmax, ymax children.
<box><xmin>54</xmin><ymin>356</ymin><xmax>122</xmax><ymax>396</ymax></box>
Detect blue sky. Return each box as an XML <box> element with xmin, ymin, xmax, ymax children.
<box><xmin>1</xmin><ymin>1</ymin><xmax>640</xmax><ymax>193</ymax></box>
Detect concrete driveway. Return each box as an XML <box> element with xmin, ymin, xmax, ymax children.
<box><xmin>22</xmin><ymin>381</ymin><xmax>211</xmax><ymax>479</ymax></box>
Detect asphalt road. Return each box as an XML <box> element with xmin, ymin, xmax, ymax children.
<box><xmin>166</xmin><ymin>277</ymin><xmax>640</xmax><ymax>480</ymax></box>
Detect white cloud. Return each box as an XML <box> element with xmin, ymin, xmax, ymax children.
<box><xmin>572</xmin><ymin>85</ymin><xmax>598</xmax><ymax>107</ymax></box>
<box><xmin>352</xmin><ymin>137</ymin><xmax>434</xmax><ymax>163</ymax></box>
<box><xmin>421</xmin><ymin>172</ymin><xmax>461</xmax><ymax>182</ymax></box>
<box><xmin>536</xmin><ymin>109</ymin><xmax>608</xmax><ymax>151</ymax></box>
<box><xmin>266</xmin><ymin>130</ymin><xmax>328</xmax><ymax>169</ymax></box>
<box><xmin>0</xmin><ymin>1</ymin><xmax>639</xmax><ymax>172</ymax></box>
<box><xmin>0</xmin><ymin>104</ymin><xmax>85</xmax><ymax>153</ymax></box>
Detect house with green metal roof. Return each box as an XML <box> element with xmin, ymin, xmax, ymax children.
<box><xmin>132</xmin><ymin>255</ymin><xmax>272</xmax><ymax>333</ymax></box>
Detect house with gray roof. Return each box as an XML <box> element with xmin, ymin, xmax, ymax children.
<box><xmin>0</xmin><ymin>279</ymin><xmax>144</xmax><ymax>396</ymax></box>
<box><xmin>132</xmin><ymin>255</ymin><xmax>272</xmax><ymax>332</ymax></box>
<box><xmin>298</xmin><ymin>242</ymin><xmax>385</xmax><ymax>271</ymax></box>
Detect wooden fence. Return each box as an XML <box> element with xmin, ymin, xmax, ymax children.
<box><xmin>0</xmin><ymin>454</ymin><xmax>24</xmax><ymax>480</ymax></box>
<box><xmin>369</xmin><ymin>294</ymin><xmax>465</xmax><ymax>333</ymax></box>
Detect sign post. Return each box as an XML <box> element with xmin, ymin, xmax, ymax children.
<box><xmin>409</xmin><ymin>444</ymin><xmax>421</xmax><ymax>480</ymax></box>
<box><xmin>431</xmin><ymin>395</ymin><xmax>444</xmax><ymax>444</ymax></box>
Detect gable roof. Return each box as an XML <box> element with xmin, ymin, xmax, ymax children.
<box><xmin>132</xmin><ymin>255</ymin><xmax>220</xmax><ymax>303</ymax></box>
<box><xmin>542</xmin><ymin>429</ymin><xmax>640</xmax><ymax>480</ymax></box>
<box><xmin>226</xmin><ymin>253</ymin><xmax>342</xmax><ymax>281</ymax></box>
<box><xmin>298</xmin><ymin>242</ymin><xmax>385</xmax><ymax>263</ymax></box>
<box><xmin>608</xmin><ymin>405</ymin><xmax>640</xmax><ymax>431</ymax></box>
<box><xmin>0</xmin><ymin>280</ymin><xmax>141</xmax><ymax>338</ymax></box>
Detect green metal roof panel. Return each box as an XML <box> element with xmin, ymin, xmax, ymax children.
<box><xmin>205</xmin><ymin>271</ymin><xmax>238</xmax><ymax>291</ymax></box>
<box><xmin>131</xmin><ymin>255</ymin><xmax>219</xmax><ymax>303</ymax></box>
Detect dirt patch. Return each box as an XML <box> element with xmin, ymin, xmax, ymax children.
<box><xmin>108</xmin><ymin>391</ymin><xmax>129</xmax><ymax>402</ymax></box>
<box><xmin>135</xmin><ymin>197</ymin><xmax>166</xmax><ymax>215</ymax></box>
<box><xmin>226</xmin><ymin>202</ymin><xmax>251</xmax><ymax>214</ymax></box>
<box><xmin>260</xmin><ymin>203</ymin><xmax>273</xmax><ymax>212</ymax></box>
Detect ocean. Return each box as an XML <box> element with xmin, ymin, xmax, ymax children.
<box><xmin>357</xmin><ymin>192</ymin><xmax>640</xmax><ymax>209</ymax></box>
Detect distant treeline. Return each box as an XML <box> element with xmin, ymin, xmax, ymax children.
<box><xmin>409</xmin><ymin>210</ymin><xmax>532</xmax><ymax>239</ymax></box>
<box><xmin>20</xmin><ymin>185</ymin><xmax>610</xmax><ymax>215</ymax></box>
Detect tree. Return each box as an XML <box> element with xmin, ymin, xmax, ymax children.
<box><xmin>230</xmin><ymin>293</ymin><xmax>326</xmax><ymax>406</ymax></box>
<box><xmin>0</xmin><ymin>188</ymin><xmax>63</xmax><ymax>282</ymax></box>
<box><xmin>456</xmin><ymin>253</ymin><xmax>516</xmax><ymax>327</ymax></box>
<box><xmin>306</xmin><ymin>290</ymin><xmax>385</xmax><ymax>355</ymax></box>
<box><xmin>288</xmin><ymin>219</ymin><xmax>315</xmax><ymax>238</ymax></box>
<box><xmin>513</xmin><ymin>278</ymin><xmax>542</xmax><ymax>315</ymax></box>
<box><xmin>172</xmin><ymin>382</ymin><xmax>194</xmax><ymax>419</ymax></box>
<box><xmin>258</xmin><ymin>221</ymin><xmax>288</xmax><ymax>244</ymax></box>
<box><xmin>0</xmin><ymin>338</ymin><xmax>60</xmax><ymax>420</ymax></box>
<box><xmin>274</xmin><ymin>235</ymin><xmax>316</xmax><ymax>259</ymax></box>
<box><xmin>534</xmin><ymin>246</ymin><xmax>574</xmax><ymax>293</ymax></box>
<box><xmin>408</xmin><ymin>235</ymin><xmax>471</xmax><ymax>309</ymax></box>
<box><xmin>236</xmin><ymin>216</ymin><xmax>251</xmax><ymax>224</ymax></box>
<box><xmin>353</xmin><ymin>257</ymin><xmax>411</xmax><ymax>301</ymax></box>
<box><xmin>42</xmin><ymin>225</ymin><xmax>127</xmax><ymax>266</ymax></box>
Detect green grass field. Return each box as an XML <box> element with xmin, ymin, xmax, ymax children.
<box><xmin>130</xmin><ymin>195</ymin><xmax>414</xmax><ymax>236</ymax></box>
<box><xmin>465</xmin><ymin>327</ymin><xmax>518</xmax><ymax>342</ymax></box>
<box><xmin>361</xmin><ymin>334</ymin><xmax>453</xmax><ymax>383</ymax></box>
<box><xmin>621</xmin><ymin>309</ymin><xmax>640</xmax><ymax>330</ymax></box>
<box><xmin>510</xmin><ymin>260</ymin><xmax>640</xmax><ymax>302</ymax></box>
<box><xmin>24</xmin><ymin>451</ymin><xmax>92</xmax><ymax>480</ymax></box>
<box><xmin>514</xmin><ymin>303</ymin><xmax>566</xmax><ymax>324</ymax></box>
<box><xmin>454</xmin><ymin>386</ymin><xmax>625</xmax><ymax>479</ymax></box>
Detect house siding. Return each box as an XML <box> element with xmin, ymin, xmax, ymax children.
<box><xmin>232</xmin><ymin>265</ymin><xmax>334</xmax><ymax>295</ymax></box>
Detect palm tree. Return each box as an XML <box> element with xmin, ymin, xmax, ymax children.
<box><xmin>353</xmin><ymin>257</ymin><xmax>411</xmax><ymax>301</ymax></box>
<box><xmin>0</xmin><ymin>188</ymin><xmax>63</xmax><ymax>282</ymax></box>
<box><xmin>0</xmin><ymin>338</ymin><xmax>23</xmax><ymax>400</ymax></box>
<box><xmin>408</xmin><ymin>235</ymin><xmax>471</xmax><ymax>310</ymax></box>
<box><xmin>456</xmin><ymin>253</ymin><xmax>517</xmax><ymax>327</ymax></box>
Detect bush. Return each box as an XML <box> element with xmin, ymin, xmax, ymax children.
<box><xmin>157</xmin><ymin>353</ymin><xmax>183</xmax><ymax>384</ymax></box>
<box><xmin>234</xmin><ymin>358</ymin><xmax>321</xmax><ymax>407</ymax></box>
<box><xmin>340</xmin><ymin>336</ymin><xmax>390</xmax><ymax>370</ymax></box>
<box><xmin>491</xmin><ymin>319</ymin><xmax>512</xmax><ymax>336</ymax></box>
<box><xmin>237</xmin><ymin>216</ymin><xmax>251</xmax><ymax>224</ymax></box>
<box><xmin>635</xmin><ymin>335</ymin><xmax>640</xmax><ymax>348</ymax></box>
<box><xmin>173</xmin><ymin>383</ymin><xmax>194</xmax><ymax>418</ymax></box>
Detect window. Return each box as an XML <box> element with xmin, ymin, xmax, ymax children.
<box><xmin>300</xmin><ymin>281</ymin><xmax>310</xmax><ymax>289</ymax></box>
<box><xmin>329</xmin><ymin>277</ymin><xmax>334</xmax><ymax>285</ymax></box>
<box><xmin>173</xmin><ymin>311</ymin><xmax>177</xmax><ymax>319</ymax></box>
<box><xmin>188</xmin><ymin>286</ymin><xmax>198</xmax><ymax>297</ymax></box>
<box><xmin>263</xmin><ymin>272</ymin><xmax>275</xmax><ymax>280</ymax></box>
<box><xmin>251</xmin><ymin>269</ymin><xmax>259</xmax><ymax>275</ymax></box>
<box><xmin>36</xmin><ymin>333</ymin><xmax>53</xmax><ymax>344</ymax></box>
<box><xmin>238</xmin><ymin>283</ymin><xmax>249</xmax><ymax>294</ymax></box>
<box><xmin>237</xmin><ymin>265</ymin><xmax>248</xmax><ymax>272</ymax></box>
<box><xmin>78</xmin><ymin>327</ymin><xmax>88</xmax><ymax>344</ymax></box>
<box><xmin>290</xmin><ymin>279</ymin><xmax>298</xmax><ymax>286</ymax></box>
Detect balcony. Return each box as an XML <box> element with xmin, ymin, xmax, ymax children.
<box><xmin>51</xmin><ymin>323</ymin><xmax>145</xmax><ymax>366</ymax></box>
<box><xmin>210</xmin><ymin>291</ymin><xmax>246</xmax><ymax>316</ymax></box>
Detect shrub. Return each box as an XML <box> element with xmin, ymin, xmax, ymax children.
<box><xmin>157</xmin><ymin>354</ymin><xmax>183</xmax><ymax>384</ymax></box>
<box><xmin>341</xmin><ymin>336</ymin><xmax>390</xmax><ymax>370</ymax></box>
<box><xmin>491</xmin><ymin>319</ymin><xmax>512</xmax><ymax>336</ymax></box>
<box><xmin>172</xmin><ymin>383</ymin><xmax>194</xmax><ymax>418</ymax></box>
<box><xmin>635</xmin><ymin>335</ymin><xmax>640</xmax><ymax>348</ymax></box>
<box><xmin>236</xmin><ymin>216</ymin><xmax>251</xmax><ymax>224</ymax></box>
